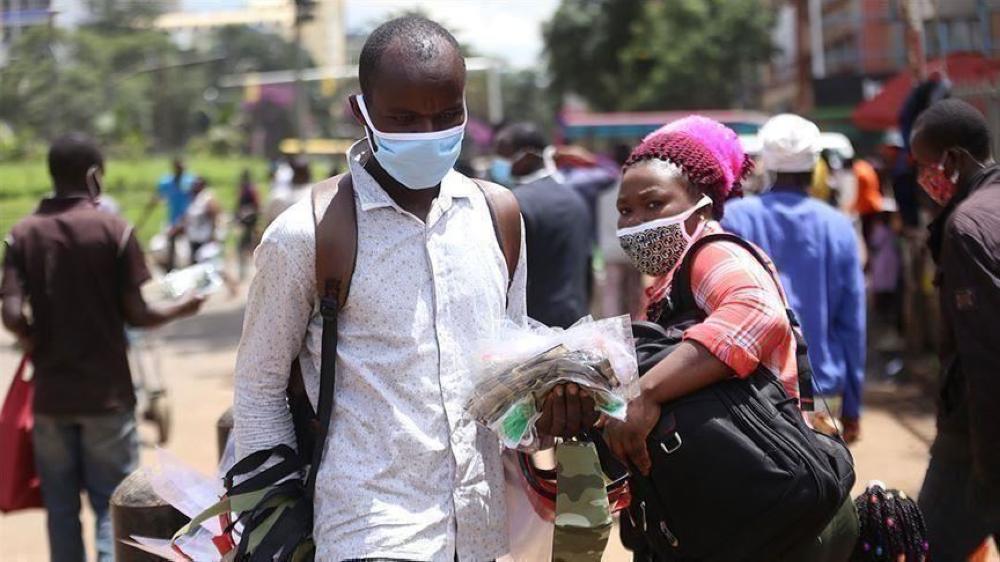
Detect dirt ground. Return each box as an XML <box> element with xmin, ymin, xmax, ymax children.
<box><xmin>1</xmin><ymin>290</ymin><xmax>996</xmax><ymax>562</ymax></box>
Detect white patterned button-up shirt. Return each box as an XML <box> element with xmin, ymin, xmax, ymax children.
<box><xmin>234</xmin><ymin>141</ymin><xmax>527</xmax><ymax>562</ymax></box>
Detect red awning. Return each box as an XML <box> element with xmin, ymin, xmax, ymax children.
<box><xmin>852</xmin><ymin>52</ymin><xmax>1000</xmax><ymax>131</ymax></box>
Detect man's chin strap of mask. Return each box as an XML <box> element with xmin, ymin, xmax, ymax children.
<box><xmin>512</xmin><ymin>146</ymin><xmax>563</xmax><ymax>185</ymax></box>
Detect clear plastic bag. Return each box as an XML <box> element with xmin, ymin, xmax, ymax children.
<box><xmin>466</xmin><ymin>315</ymin><xmax>639</xmax><ymax>449</ymax></box>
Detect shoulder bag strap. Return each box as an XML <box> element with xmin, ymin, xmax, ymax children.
<box><xmin>303</xmin><ymin>173</ymin><xmax>357</xmax><ymax>497</ymax></box>
<box><xmin>472</xmin><ymin>178</ymin><xmax>521</xmax><ymax>286</ymax></box>
<box><xmin>670</xmin><ymin>232</ymin><xmax>816</xmax><ymax>411</ymax></box>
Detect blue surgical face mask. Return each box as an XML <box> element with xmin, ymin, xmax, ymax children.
<box><xmin>490</xmin><ymin>157</ymin><xmax>513</xmax><ymax>186</ymax></box>
<box><xmin>356</xmin><ymin>94</ymin><xmax>466</xmax><ymax>190</ymax></box>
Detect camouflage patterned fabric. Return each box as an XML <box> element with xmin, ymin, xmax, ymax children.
<box><xmin>553</xmin><ymin>441</ymin><xmax>612</xmax><ymax>562</ymax></box>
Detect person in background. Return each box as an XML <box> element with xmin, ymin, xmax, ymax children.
<box><xmin>1</xmin><ymin>134</ymin><xmax>203</xmax><ymax>562</ymax></box>
<box><xmin>235</xmin><ymin>169</ymin><xmax>261</xmax><ymax>280</ymax></box>
<box><xmin>853</xmin><ymin>154</ymin><xmax>884</xmax><ymax>240</ymax></box>
<box><xmin>179</xmin><ymin>176</ymin><xmax>221</xmax><ymax>262</ymax></box>
<box><xmin>810</xmin><ymin>148</ymin><xmax>832</xmax><ymax>203</ymax></box>
<box><xmin>141</xmin><ymin>156</ymin><xmax>195</xmax><ymax>271</ymax></box>
<box><xmin>723</xmin><ymin>114</ymin><xmax>866</xmax><ymax>444</ymax></box>
<box><xmin>594</xmin><ymin>145</ymin><xmax>644</xmax><ymax>319</ymax></box>
<box><xmin>494</xmin><ymin>122</ymin><xmax>593</xmax><ymax>328</ymax></box>
<box><xmin>910</xmin><ymin>99</ymin><xmax>1000</xmax><ymax>561</ymax></box>
<box><xmin>865</xmin><ymin>198</ymin><xmax>904</xmax><ymax>357</ymax></box>
<box><xmin>263</xmin><ymin>155</ymin><xmax>311</xmax><ymax>226</ymax></box>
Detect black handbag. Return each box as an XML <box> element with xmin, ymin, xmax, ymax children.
<box><xmin>619</xmin><ymin>233</ymin><xmax>856</xmax><ymax>562</ymax></box>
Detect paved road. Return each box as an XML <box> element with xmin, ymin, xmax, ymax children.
<box><xmin>0</xmin><ymin>292</ymin><xmax>995</xmax><ymax>561</ymax></box>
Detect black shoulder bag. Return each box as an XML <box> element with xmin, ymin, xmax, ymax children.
<box><xmin>619</xmin><ymin>233</ymin><xmax>856</xmax><ymax>562</ymax></box>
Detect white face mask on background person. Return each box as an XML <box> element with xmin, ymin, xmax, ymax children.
<box><xmin>616</xmin><ymin>195</ymin><xmax>712</xmax><ymax>277</ymax></box>
<box><xmin>355</xmin><ymin>94</ymin><xmax>466</xmax><ymax>190</ymax></box>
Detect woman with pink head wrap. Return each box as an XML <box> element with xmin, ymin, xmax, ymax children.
<box><xmin>605</xmin><ymin>115</ymin><xmax>859</xmax><ymax>561</ymax></box>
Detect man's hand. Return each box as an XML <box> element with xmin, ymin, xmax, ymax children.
<box><xmin>175</xmin><ymin>294</ymin><xmax>206</xmax><ymax>318</ymax></box>
<box><xmin>536</xmin><ymin>383</ymin><xmax>600</xmax><ymax>438</ymax></box>
<box><xmin>602</xmin><ymin>392</ymin><xmax>661</xmax><ymax>475</ymax></box>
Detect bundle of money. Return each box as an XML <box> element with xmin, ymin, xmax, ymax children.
<box><xmin>466</xmin><ymin>345</ymin><xmax>626</xmax><ymax>448</ymax></box>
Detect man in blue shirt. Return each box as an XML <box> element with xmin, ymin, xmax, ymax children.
<box><xmin>724</xmin><ymin>114</ymin><xmax>866</xmax><ymax>443</ymax></box>
<box><xmin>142</xmin><ymin>157</ymin><xmax>194</xmax><ymax>270</ymax></box>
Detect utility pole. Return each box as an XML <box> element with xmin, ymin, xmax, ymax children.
<box><xmin>293</xmin><ymin>0</ymin><xmax>316</xmax><ymax>145</ymax></box>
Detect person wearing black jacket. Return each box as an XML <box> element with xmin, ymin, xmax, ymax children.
<box><xmin>494</xmin><ymin>123</ymin><xmax>593</xmax><ymax>329</ymax></box>
<box><xmin>911</xmin><ymin>99</ymin><xmax>1000</xmax><ymax>560</ymax></box>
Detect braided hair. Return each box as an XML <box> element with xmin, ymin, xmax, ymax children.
<box><xmin>623</xmin><ymin>116</ymin><xmax>753</xmax><ymax>220</ymax></box>
<box><xmin>851</xmin><ymin>483</ymin><xmax>928</xmax><ymax>561</ymax></box>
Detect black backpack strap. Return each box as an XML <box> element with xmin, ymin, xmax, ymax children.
<box><xmin>472</xmin><ymin>178</ymin><xmax>522</xmax><ymax>287</ymax></box>
<box><xmin>304</xmin><ymin>173</ymin><xmax>356</xmax><ymax>497</ymax></box>
<box><xmin>669</xmin><ymin>233</ymin><xmax>815</xmax><ymax>411</ymax></box>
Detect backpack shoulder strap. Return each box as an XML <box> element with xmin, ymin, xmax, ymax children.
<box><xmin>310</xmin><ymin>173</ymin><xmax>357</xmax><ymax>309</ymax></box>
<box><xmin>671</xmin><ymin>233</ymin><xmax>776</xmax><ymax>313</ymax></box>
<box><xmin>671</xmin><ymin>232</ymin><xmax>815</xmax><ymax>411</ymax></box>
<box><xmin>472</xmin><ymin>178</ymin><xmax>521</xmax><ymax>286</ymax></box>
<box><xmin>302</xmin><ymin>172</ymin><xmax>355</xmax><ymax>496</ymax></box>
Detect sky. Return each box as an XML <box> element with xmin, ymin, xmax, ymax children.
<box><xmin>342</xmin><ymin>0</ymin><xmax>561</xmax><ymax>68</ymax></box>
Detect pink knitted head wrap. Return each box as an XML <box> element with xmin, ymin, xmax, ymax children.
<box><xmin>645</xmin><ymin>115</ymin><xmax>751</xmax><ymax>199</ymax></box>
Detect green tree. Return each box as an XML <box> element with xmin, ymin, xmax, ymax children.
<box><xmin>85</xmin><ymin>0</ymin><xmax>163</xmax><ymax>31</ymax></box>
<box><xmin>544</xmin><ymin>0</ymin><xmax>773</xmax><ymax>111</ymax></box>
<box><xmin>212</xmin><ymin>25</ymin><xmax>315</xmax><ymax>73</ymax></box>
<box><xmin>0</xmin><ymin>24</ymin><xmax>214</xmax><ymax>152</ymax></box>
<box><xmin>501</xmin><ymin>69</ymin><xmax>557</xmax><ymax>130</ymax></box>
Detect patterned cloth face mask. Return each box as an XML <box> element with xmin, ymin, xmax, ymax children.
<box><xmin>617</xmin><ymin>195</ymin><xmax>712</xmax><ymax>277</ymax></box>
<box><xmin>917</xmin><ymin>154</ymin><xmax>960</xmax><ymax>206</ymax></box>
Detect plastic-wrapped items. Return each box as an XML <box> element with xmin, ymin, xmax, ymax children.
<box><xmin>467</xmin><ymin>315</ymin><xmax>639</xmax><ymax>449</ymax></box>
<box><xmin>158</xmin><ymin>262</ymin><xmax>224</xmax><ymax>300</ymax></box>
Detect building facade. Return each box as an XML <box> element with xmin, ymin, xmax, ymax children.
<box><xmin>762</xmin><ymin>0</ymin><xmax>1000</xmax><ymax>118</ymax></box>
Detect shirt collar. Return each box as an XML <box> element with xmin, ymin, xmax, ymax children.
<box><xmin>346</xmin><ymin>139</ymin><xmax>475</xmax><ymax>213</ymax></box>
<box><xmin>37</xmin><ymin>195</ymin><xmax>96</xmax><ymax>214</ymax></box>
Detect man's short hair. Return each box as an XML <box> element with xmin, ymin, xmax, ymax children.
<box><xmin>497</xmin><ymin>122</ymin><xmax>548</xmax><ymax>153</ymax></box>
<box><xmin>358</xmin><ymin>15</ymin><xmax>462</xmax><ymax>98</ymax></box>
<box><xmin>913</xmin><ymin>99</ymin><xmax>992</xmax><ymax>160</ymax></box>
<box><xmin>48</xmin><ymin>133</ymin><xmax>103</xmax><ymax>187</ymax></box>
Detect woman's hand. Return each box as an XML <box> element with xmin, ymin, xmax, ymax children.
<box><xmin>602</xmin><ymin>392</ymin><xmax>661</xmax><ymax>475</ymax></box>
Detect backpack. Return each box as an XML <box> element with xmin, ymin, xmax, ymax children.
<box><xmin>221</xmin><ymin>172</ymin><xmax>522</xmax><ymax>561</ymax></box>
<box><xmin>619</xmin><ymin>233</ymin><xmax>856</xmax><ymax>562</ymax></box>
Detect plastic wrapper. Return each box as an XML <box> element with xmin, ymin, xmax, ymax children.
<box><xmin>158</xmin><ymin>262</ymin><xmax>223</xmax><ymax>300</ymax></box>
<box><xmin>467</xmin><ymin>315</ymin><xmax>638</xmax><ymax>449</ymax></box>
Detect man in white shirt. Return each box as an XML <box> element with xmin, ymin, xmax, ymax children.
<box><xmin>234</xmin><ymin>16</ymin><xmax>593</xmax><ymax>562</ymax></box>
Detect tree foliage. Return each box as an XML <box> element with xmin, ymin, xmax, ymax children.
<box><xmin>544</xmin><ymin>0</ymin><xmax>774</xmax><ymax>111</ymax></box>
<box><xmin>212</xmin><ymin>25</ymin><xmax>315</xmax><ymax>73</ymax></box>
<box><xmin>0</xmin><ymin>18</ymin><xmax>314</xmax><ymax>156</ymax></box>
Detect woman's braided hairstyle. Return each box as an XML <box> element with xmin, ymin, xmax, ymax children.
<box><xmin>623</xmin><ymin>116</ymin><xmax>753</xmax><ymax>220</ymax></box>
<box><xmin>851</xmin><ymin>483</ymin><xmax>929</xmax><ymax>561</ymax></box>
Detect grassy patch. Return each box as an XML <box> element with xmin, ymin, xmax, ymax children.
<box><xmin>1</xmin><ymin>156</ymin><xmax>274</xmax><ymax>244</ymax></box>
